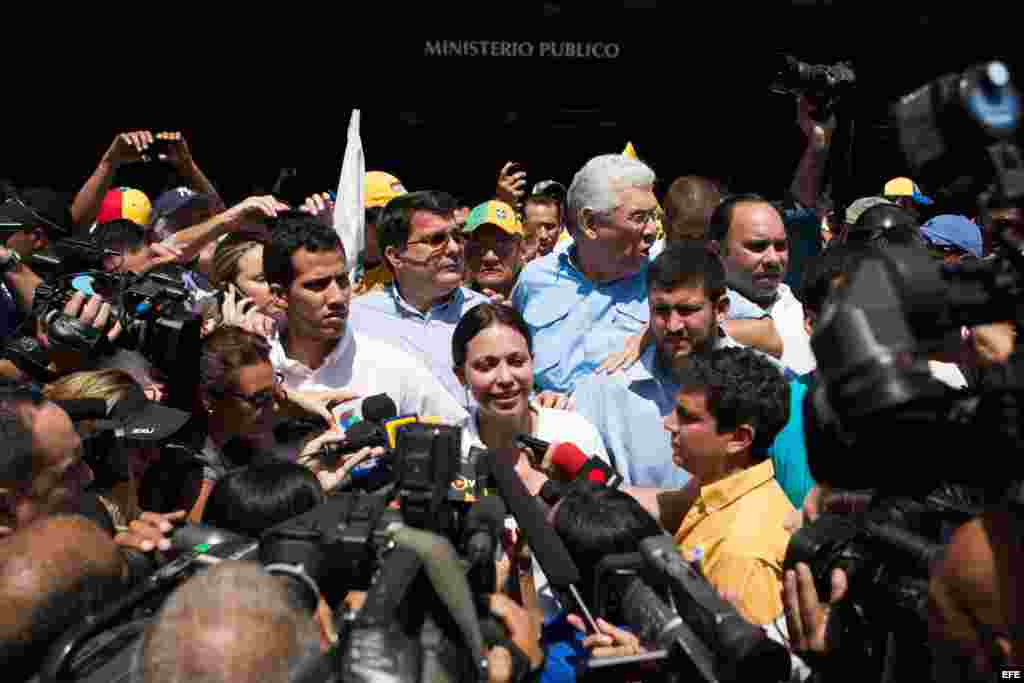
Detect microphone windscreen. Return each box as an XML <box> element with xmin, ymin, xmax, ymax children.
<box><xmin>488</xmin><ymin>450</ymin><xmax>581</xmax><ymax>588</ymax></box>
<box><xmin>363</xmin><ymin>394</ymin><xmax>398</xmax><ymax>423</ymax></box>
<box><xmin>550</xmin><ymin>442</ymin><xmax>589</xmax><ymax>477</ymax></box>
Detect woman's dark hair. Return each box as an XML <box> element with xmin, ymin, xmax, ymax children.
<box><xmin>451</xmin><ymin>303</ymin><xmax>533</xmax><ymax>369</ymax></box>
<box><xmin>202</xmin><ymin>462</ymin><xmax>325</xmax><ymax>537</ymax></box>
<box><xmin>199</xmin><ymin>326</ymin><xmax>272</xmax><ymax>399</ymax></box>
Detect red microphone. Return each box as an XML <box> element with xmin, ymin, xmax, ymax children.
<box><xmin>551</xmin><ymin>443</ymin><xmax>606</xmax><ymax>484</ymax></box>
<box><xmin>550</xmin><ymin>442</ymin><xmax>622</xmax><ymax>488</ymax></box>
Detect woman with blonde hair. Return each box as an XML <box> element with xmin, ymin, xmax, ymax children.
<box><xmin>44</xmin><ymin>369</ymin><xmax>179</xmax><ymax>527</ymax></box>
<box><xmin>200</xmin><ymin>233</ymin><xmax>280</xmax><ymax>338</ymax></box>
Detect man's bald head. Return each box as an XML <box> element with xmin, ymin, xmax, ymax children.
<box><xmin>0</xmin><ymin>515</ymin><xmax>124</xmax><ymax>671</ymax></box>
<box><xmin>663</xmin><ymin>175</ymin><xmax>723</xmax><ymax>243</ymax></box>
<box><xmin>140</xmin><ymin>561</ymin><xmax>319</xmax><ymax>683</ymax></box>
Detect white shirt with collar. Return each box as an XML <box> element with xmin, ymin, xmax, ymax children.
<box><xmin>727</xmin><ymin>283</ymin><xmax>815</xmax><ymax>375</ymax></box>
<box><xmin>269</xmin><ymin>324</ymin><xmax>470</xmax><ymax>428</ymax></box>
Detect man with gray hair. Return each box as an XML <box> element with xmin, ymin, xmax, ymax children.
<box><xmin>137</xmin><ymin>561</ymin><xmax>320</xmax><ymax>683</ymax></box>
<box><xmin>511</xmin><ymin>154</ymin><xmax>658</xmax><ymax>394</ymax></box>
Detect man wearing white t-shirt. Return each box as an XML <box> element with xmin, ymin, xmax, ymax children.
<box><xmin>708</xmin><ymin>194</ymin><xmax>816</xmax><ymax>374</ymax></box>
<box><xmin>263</xmin><ymin>213</ymin><xmax>468</xmax><ymax>430</ymax></box>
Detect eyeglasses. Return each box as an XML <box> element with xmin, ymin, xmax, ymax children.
<box><xmin>623</xmin><ymin>208</ymin><xmax>660</xmax><ymax>228</ymax></box>
<box><xmin>224</xmin><ymin>374</ymin><xmax>282</xmax><ymax>409</ymax></box>
<box><xmin>405</xmin><ymin>227</ymin><xmax>466</xmax><ymax>253</ymax></box>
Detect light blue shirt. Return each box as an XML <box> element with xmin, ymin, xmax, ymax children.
<box><xmin>571</xmin><ymin>330</ymin><xmax>745</xmax><ymax>489</ymax></box>
<box><xmin>511</xmin><ymin>247</ymin><xmax>649</xmax><ymax>395</ymax></box>
<box><xmin>571</xmin><ymin>345</ymin><xmax>690</xmax><ymax>489</ymax></box>
<box><xmin>348</xmin><ymin>284</ymin><xmax>489</xmax><ymax>410</ymax></box>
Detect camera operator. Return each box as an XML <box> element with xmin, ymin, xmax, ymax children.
<box><xmin>0</xmin><ymin>515</ymin><xmax>126</xmax><ymax>679</ymax></box>
<box><xmin>781</xmin><ymin>507</ymin><xmax>1018</xmax><ymax>682</ymax></box>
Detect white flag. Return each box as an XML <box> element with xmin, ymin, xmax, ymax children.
<box><xmin>334</xmin><ymin>110</ymin><xmax>365</xmax><ymax>271</ymax></box>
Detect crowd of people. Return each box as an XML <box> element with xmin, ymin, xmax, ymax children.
<box><xmin>1</xmin><ymin>94</ymin><xmax>1023</xmax><ymax>683</ymax></box>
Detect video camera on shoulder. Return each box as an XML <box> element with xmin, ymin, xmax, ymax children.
<box><xmin>31</xmin><ymin>268</ymin><xmax>200</xmax><ymax>379</ymax></box>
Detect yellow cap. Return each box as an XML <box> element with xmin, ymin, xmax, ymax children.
<box><xmin>463</xmin><ymin>200</ymin><xmax>523</xmax><ymax>237</ymax></box>
<box><xmin>623</xmin><ymin>141</ymin><xmax>638</xmax><ymax>159</ymax></box>
<box><xmin>365</xmin><ymin>171</ymin><xmax>407</xmax><ymax>209</ymax></box>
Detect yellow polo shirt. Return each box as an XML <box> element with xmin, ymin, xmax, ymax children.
<box><xmin>674</xmin><ymin>459</ymin><xmax>795</xmax><ymax>625</ymax></box>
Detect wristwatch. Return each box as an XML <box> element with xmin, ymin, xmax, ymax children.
<box><xmin>0</xmin><ymin>249</ymin><xmax>21</xmax><ymax>274</ymax></box>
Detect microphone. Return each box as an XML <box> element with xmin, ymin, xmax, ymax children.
<box><xmin>316</xmin><ymin>394</ymin><xmax>399</xmax><ymax>468</ymax></box>
<box><xmin>487</xmin><ymin>448</ymin><xmax>601</xmax><ymax>630</ymax></box>
<box><xmin>535</xmin><ymin>442</ymin><xmax>623</xmax><ymax>505</ymax></box>
<box><xmin>550</xmin><ymin>442</ymin><xmax>622</xmax><ymax>487</ymax></box>
<box><xmin>461</xmin><ymin>495</ymin><xmax>508</xmax><ymax>594</ymax></box>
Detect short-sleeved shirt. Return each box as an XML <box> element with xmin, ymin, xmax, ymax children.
<box><xmin>511</xmin><ymin>247</ymin><xmax>649</xmax><ymax>395</ymax></box>
<box><xmin>348</xmin><ymin>284</ymin><xmax>489</xmax><ymax>410</ymax></box>
<box><xmin>674</xmin><ymin>459</ymin><xmax>795</xmax><ymax>625</ymax></box>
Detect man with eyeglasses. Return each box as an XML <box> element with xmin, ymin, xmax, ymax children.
<box><xmin>265</xmin><ymin>211</ymin><xmax>468</xmax><ymax>426</ymax></box>
<box><xmin>462</xmin><ymin>200</ymin><xmax>524</xmax><ymax>303</ymax></box>
<box><xmin>347</xmin><ymin>191</ymin><xmax>489</xmax><ymax>409</ymax></box>
<box><xmin>511</xmin><ymin>154</ymin><xmax>658</xmax><ymax>395</ymax></box>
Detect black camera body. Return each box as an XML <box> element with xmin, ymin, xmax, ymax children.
<box><xmin>31</xmin><ymin>269</ymin><xmax>201</xmax><ymax>385</ymax></box>
<box><xmin>771</xmin><ymin>55</ymin><xmax>856</xmax><ymax>121</ymax></box>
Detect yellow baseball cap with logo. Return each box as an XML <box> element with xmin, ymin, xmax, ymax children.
<box><xmin>463</xmin><ymin>200</ymin><xmax>523</xmax><ymax>237</ymax></box>
<box><xmin>883</xmin><ymin>177</ymin><xmax>933</xmax><ymax>205</ymax></box>
<box><xmin>365</xmin><ymin>171</ymin><xmax>407</xmax><ymax>209</ymax></box>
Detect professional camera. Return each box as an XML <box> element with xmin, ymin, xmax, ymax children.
<box><xmin>39</xmin><ymin>420</ymin><xmax>512</xmax><ymax>683</ymax></box>
<box><xmin>806</xmin><ymin>60</ymin><xmax>1024</xmax><ymax>495</ymax></box>
<box><xmin>582</xmin><ymin>535</ymin><xmax>792</xmax><ymax>683</ymax></box>
<box><xmin>892</xmin><ymin>60</ymin><xmax>1022</xmax><ymax>208</ymax></box>
<box><xmin>30</xmin><ymin>268</ymin><xmax>201</xmax><ymax>379</ymax></box>
<box><xmin>791</xmin><ymin>59</ymin><xmax>1024</xmax><ymax>680</ymax></box>
<box><xmin>770</xmin><ymin>54</ymin><xmax>856</xmax><ymax>121</ymax></box>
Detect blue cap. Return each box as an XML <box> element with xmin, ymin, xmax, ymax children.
<box><xmin>921</xmin><ymin>215</ymin><xmax>983</xmax><ymax>257</ymax></box>
<box><xmin>150</xmin><ymin>187</ymin><xmax>213</xmax><ymax>224</ymax></box>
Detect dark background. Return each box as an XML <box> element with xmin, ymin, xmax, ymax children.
<box><xmin>4</xmin><ymin>3</ymin><xmax>1019</xmax><ymax>213</ymax></box>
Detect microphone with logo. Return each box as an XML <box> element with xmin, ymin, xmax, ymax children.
<box><xmin>314</xmin><ymin>394</ymin><xmax>401</xmax><ymax>491</ymax></box>
<box><xmin>515</xmin><ymin>437</ymin><xmax>623</xmax><ymax>506</ymax></box>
